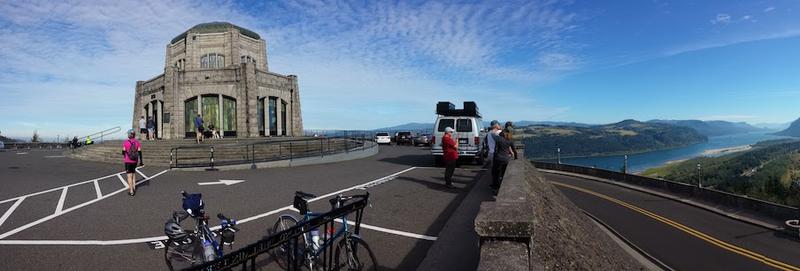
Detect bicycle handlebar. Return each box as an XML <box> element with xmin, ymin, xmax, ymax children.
<box><xmin>217</xmin><ymin>213</ymin><xmax>239</xmax><ymax>232</ymax></box>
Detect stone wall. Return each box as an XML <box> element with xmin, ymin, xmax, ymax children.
<box><xmin>474</xmin><ymin>150</ymin><xmax>645</xmax><ymax>270</ymax></box>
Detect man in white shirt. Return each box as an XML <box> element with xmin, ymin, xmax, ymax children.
<box><xmin>138</xmin><ymin>116</ymin><xmax>147</xmax><ymax>140</ymax></box>
<box><xmin>486</xmin><ymin>120</ymin><xmax>502</xmax><ymax>162</ymax></box>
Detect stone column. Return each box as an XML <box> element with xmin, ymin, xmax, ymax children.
<box><xmin>276</xmin><ymin>98</ymin><xmax>283</xmax><ymax>136</ymax></box>
<box><xmin>288</xmin><ymin>75</ymin><xmax>303</xmax><ymax>136</ymax></box>
<box><xmin>218</xmin><ymin>94</ymin><xmax>223</xmax><ymax>134</ymax></box>
<box><xmin>157</xmin><ymin>100</ymin><xmax>163</xmax><ymax>139</ymax></box>
<box><xmin>132</xmin><ymin>81</ymin><xmax>144</xmax><ymax>131</ymax></box>
<box><xmin>263</xmin><ymin>96</ymin><xmax>269</xmax><ymax>136</ymax></box>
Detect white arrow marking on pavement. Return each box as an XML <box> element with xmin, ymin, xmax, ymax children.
<box><xmin>197</xmin><ymin>179</ymin><xmax>245</xmax><ymax>186</ymax></box>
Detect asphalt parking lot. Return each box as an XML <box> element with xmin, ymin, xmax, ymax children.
<box><xmin>0</xmin><ymin>145</ymin><xmax>488</xmax><ymax>270</ymax></box>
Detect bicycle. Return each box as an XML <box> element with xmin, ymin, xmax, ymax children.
<box><xmin>271</xmin><ymin>190</ymin><xmax>378</xmax><ymax>271</ymax></box>
<box><xmin>164</xmin><ymin>191</ymin><xmax>240</xmax><ymax>270</ymax></box>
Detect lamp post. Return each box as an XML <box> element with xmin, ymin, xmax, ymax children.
<box><xmin>623</xmin><ymin>155</ymin><xmax>628</xmax><ymax>174</ymax></box>
<box><xmin>697</xmin><ymin>162</ymin><xmax>702</xmax><ymax>188</ymax></box>
<box><xmin>557</xmin><ymin>147</ymin><xmax>561</xmax><ymax>164</ymax></box>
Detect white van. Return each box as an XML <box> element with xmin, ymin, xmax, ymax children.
<box><xmin>431</xmin><ymin>102</ymin><xmax>485</xmax><ymax>165</ymax></box>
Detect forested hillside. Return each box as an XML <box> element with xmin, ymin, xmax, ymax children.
<box><xmin>643</xmin><ymin>139</ymin><xmax>800</xmax><ymax>206</ymax></box>
<box><xmin>521</xmin><ymin>119</ymin><xmax>708</xmax><ymax>159</ymax></box>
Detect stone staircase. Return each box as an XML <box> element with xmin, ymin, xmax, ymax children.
<box><xmin>67</xmin><ymin>137</ymin><xmax>359</xmax><ymax>167</ymax></box>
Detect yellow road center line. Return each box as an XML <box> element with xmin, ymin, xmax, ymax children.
<box><xmin>551</xmin><ymin>181</ymin><xmax>800</xmax><ymax>271</ymax></box>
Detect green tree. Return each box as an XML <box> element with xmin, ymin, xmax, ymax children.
<box><xmin>31</xmin><ymin>131</ymin><xmax>40</xmax><ymax>143</ymax></box>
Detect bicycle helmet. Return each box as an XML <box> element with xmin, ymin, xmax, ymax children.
<box><xmin>164</xmin><ymin>219</ymin><xmax>187</xmax><ymax>240</ymax></box>
<box><xmin>127</xmin><ymin>129</ymin><xmax>135</xmax><ymax>139</ymax></box>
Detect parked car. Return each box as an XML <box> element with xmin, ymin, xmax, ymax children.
<box><xmin>413</xmin><ymin>134</ymin><xmax>431</xmax><ymax>146</ymax></box>
<box><xmin>0</xmin><ymin>141</ymin><xmax>4</xmax><ymax>150</ymax></box>
<box><xmin>431</xmin><ymin>101</ymin><xmax>485</xmax><ymax>165</ymax></box>
<box><xmin>395</xmin><ymin>131</ymin><xmax>413</xmax><ymax>145</ymax></box>
<box><xmin>375</xmin><ymin>132</ymin><xmax>392</xmax><ymax>144</ymax></box>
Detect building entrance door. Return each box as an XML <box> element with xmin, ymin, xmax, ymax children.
<box><xmin>150</xmin><ymin>101</ymin><xmax>159</xmax><ymax>139</ymax></box>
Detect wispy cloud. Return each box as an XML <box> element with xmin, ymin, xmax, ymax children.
<box><xmin>764</xmin><ymin>6</ymin><xmax>776</xmax><ymax>13</ymax></box>
<box><xmin>0</xmin><ymin>0</ymin><xmax>582</xmax><ymax>135</ymax></box>
<box><xmin>710</xmin><ymin>13</ymin><xmax>732</xmax><ymax>25</ymax></box>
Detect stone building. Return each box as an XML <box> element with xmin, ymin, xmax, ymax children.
<box><xmin>132</xmin><ymin>22</ymin><xmax>303</xmax><ymax>139</ymax></box>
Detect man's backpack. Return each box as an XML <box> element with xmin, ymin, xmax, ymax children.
<box><xmin>127</xmin><ymin>140</ymin><xmax>139</xmax><ymax>161</ymax></box>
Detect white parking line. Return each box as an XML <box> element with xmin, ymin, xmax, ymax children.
<box><xmin>135</xmin><ymin>168</ymin><xmax>149</xmax><ymax>179</ymax></box>
<box><xmin>336</xmin><ymin>219</ymin><xmax>437</xmax><ymax>241</ymax></box>
<box><xmin>93</xmin><ymin>180</ymin><xmax>102</xmax><ymax>199</ymax></box>
<box><xmin>55</xmin><ymin>188</ymin><xmax>68</xmax><ymax>214</ymax></box>
<box><xmin>0</xmin><ymin>169</ymin><xmax>169</xmax><ymax>240</ymax></box>
<box><xmin>116</xmin><ymin>174</ymin><xmax>128</xmax><ymax>189</ymax></box>
<box><xmin>0</xmin><ymin>198</ymin><xmax>25</xmax><ymax>228</ymax></box>
<box><xmin>0</xmin><ymin>171</ymin><xmax>127</xmax><ymax>204</ymax></box>
<box><xmin>0</xmin><ymin>167</ymin><xmax>425</xmax><ymax>245</ymax></box>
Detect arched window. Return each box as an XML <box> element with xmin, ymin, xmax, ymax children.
<box><xmin>200</xmin><ymin>53</ymin><xmax>225</xmax><ymax>68</ymax></box>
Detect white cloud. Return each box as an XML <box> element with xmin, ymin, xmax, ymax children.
<box><xmin>710</xmin><ymin>13</ymin><xmax>732</xmax><ymax>25</ymax></box>
<box><xmin>764</xmin><ymin>6</ymin><xmax>776</xmax><ymax>13</ymax></box>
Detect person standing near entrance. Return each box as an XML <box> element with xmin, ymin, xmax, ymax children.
<box><xmin>194</xmin><ymin>114</ymin><xmax>204</xmax><ymax>144</ymax></box>
<box><xmin>146</xmin><ymin>117</ymin><xmax>156</xmax><ymax>140</ymax></box>
<box><xmin>138</xmin><ymin>116</ymin><xmax>147</xmax><ymax>140</ymax></box>
<box><xmin>442</xmin><ymin>127</ymin><xmax>458</xmax><ymax>189</ymax></box>
<box><xmin>122</xmin><ymin>129</ymin><xmax>142</xmax><ymax>196</ymax></box>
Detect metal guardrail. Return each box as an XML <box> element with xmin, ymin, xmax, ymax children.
<box><xmin>532</xmin><ymin>161</ymin><xmax>800</xmax><ymax>224</ymax></box>
<box><xmin>81</xmin><ymin>126</ymin><xmax>121</xmax><ymax>144</ymax></box>
<box><xmin>185</xmin><ymin>193</ymin><xmax>368</xmax><ymax>271</ymax></box>
<box><xmin>169</xmin><ymin>136</ymin><xmax>376</xmax><ymax>169</ymax></box>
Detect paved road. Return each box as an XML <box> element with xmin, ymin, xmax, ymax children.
<box><xmin>0</xmin><ymin>146</ymin><xmax>486</xmax><ymax>270</ymax></box>
<box><xmin>544</xmin><ymin>172</ymin><xmax>800</xmax><ymax>271</ymax></box>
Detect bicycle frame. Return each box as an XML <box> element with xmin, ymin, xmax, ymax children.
<box><xmin>301</xmin><ymin>211</ymin><xmax>350</xmax><ymax>257</ymax></box>
<box><xmin>195</xmin><ymin>218</ymin><xmax>225</xmax><ymax>258</ymax></box>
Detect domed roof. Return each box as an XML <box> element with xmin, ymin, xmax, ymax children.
<box><xmin>171</xmin><ymin>22</ymin><xmax>261</xmax><ymax>44</ymax></box>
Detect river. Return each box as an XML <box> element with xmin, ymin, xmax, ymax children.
<box><xmin>541</xmin><ymin>132</ymin><xmax>790</xmax><ymax>173</ymax></box>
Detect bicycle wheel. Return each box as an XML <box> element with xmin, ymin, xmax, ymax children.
<box><xmin>164</xmin><ymin>236</ymin><xmax>203</xmax><ymax>271</ymax></box>
<box><xmin>334</xmin><ymin>236</ymin><xmax>378</xmax><ymax>271</ymax></box>
<box><xmin>271</xmin><ymin>214</ymin><xmax>305</xmax><ymax>269</ymax></box>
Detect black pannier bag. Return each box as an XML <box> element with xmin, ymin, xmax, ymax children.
<box><xmin>463</xmin><ymin>101</ymin><xmax>479</xmax><ymax>116</ymax></box>
<box><xmin>436</xmin><ymin>101</ymin><xmax>455</xmax><ymax>115</ymax></box>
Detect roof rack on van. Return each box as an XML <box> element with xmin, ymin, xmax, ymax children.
<box><xmin>436</xmin><ymin>101</ymin><xmax>481</xmax><ymax>118</ymax></box>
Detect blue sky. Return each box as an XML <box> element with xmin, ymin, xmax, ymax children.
<box><xmin>1</xmin><ymin>0</ymin><xmax>799</xmax><ymax>139</ymax></box>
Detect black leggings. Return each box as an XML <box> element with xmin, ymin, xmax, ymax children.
<box><xmin>491</xmin><ymin>160</ymin><xmax>509</xmax><ymax>190</ymax></box>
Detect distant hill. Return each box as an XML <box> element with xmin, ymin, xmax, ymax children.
<box><xmin>0</xmin><ymin>135</ymin><xmax>20</xmax><ymax>143</ymax></box>
<box><xmin>774</xmin><ymin>118</ymin><xmax>800</xmax><ymax>137</ymax></box>
<box><xmin>520</xmin><ymin>119</ymin><xmax>708</xmax><ymax>159</ymax></box>
<box><xmin>375</xmin><ymin>122</ymin><xmax>433</xmax><ymax>132</ymax></box>
<box><xmin>643</xmin><ymin>139</ymin><xmax>800</xmax><ymax>206</ymax></box>
<box><xmin>754</xmin><ymin>122</ymin><xmax>791</xmax><ymax>131</ymax></box>
<box><xmin>647</xmin><ymin>119</ymin><xmax>764</xmax><ymax>137</ymax></box>
<box><xmin>484</xmin><ymin>120</ymin><xmax>592</xmax><ymax>128</ymax></box>
<box><xmin>376</xmin><ymin>120</ymin><xmax>592</xmax><ymax>132</ymax></box>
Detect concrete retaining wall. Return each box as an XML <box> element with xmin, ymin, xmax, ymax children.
<box><xmin>474</xmin><ymin>151</ymin><xmax>644</xmax><ymax>270</ymax></box>
<box><xmin>533</xmin><ymin>162</ymin><xmax>799</xmax><ymax>223</ymax></box>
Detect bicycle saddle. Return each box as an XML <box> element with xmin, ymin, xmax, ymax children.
<box><xmin>295</xmin><ymin>191</ymin><xmax>316</xmax><ymax>199</ymax></box>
